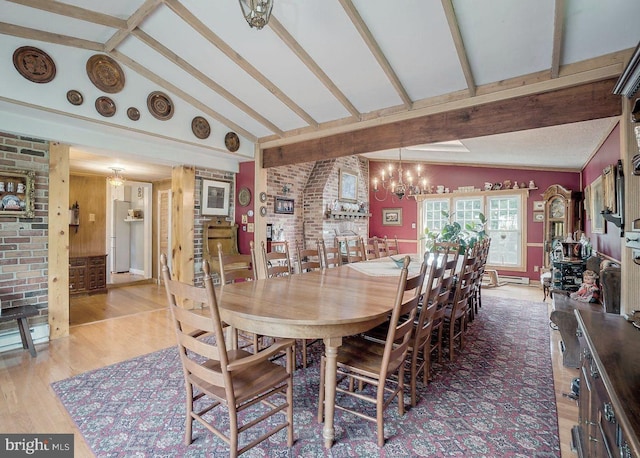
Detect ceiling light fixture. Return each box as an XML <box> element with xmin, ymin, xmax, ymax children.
<box><xmin>239</xmin><ymin>0</ymin><xmax>274</xmax><ymax>29</ymax></box>
<box><xmin>372</xmin><ymin>149</ymin><xmax>425</xmax><ymax>201</ymax></box>
<box><xmin>107</xmin><ymin>167</ymin><xmax>125</xmax><ymax>187</ymax></box>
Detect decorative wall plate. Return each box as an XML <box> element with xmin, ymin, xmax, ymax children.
<box><xmin>191</xmin><ymin>116</ymin><xmax>210</xmax><ymax>139</ymax></box>
<box><xmin>260</xmin><ymin>206</ymin><xmax>267</xmax><ymax>217</ymax></box>
<box><xmin>147</xmin><ymin>91</ymin><xmax>174</xmax><ymax>120</ymax></box>
<box><xmin>86</xmin><ymin>54</ymin><xmax>125</xmax><ymax>93</ymax></box>
<box><xmin>66</xmin><ymin>90</ymin><xmax>83</xmax><ymax>106</ymax></box>
<box><xmin>259</xmin><ymin>191</ymin><xmax>267</xmax><ymax>203</ymax></box>
<box><xmin>13</xmin><ymin>46</ymin><xmax>56</xmax><ymax>83</ymax></box>
<box><xmin>238</xmin><ymin>187</ymin><xmax>251</xmax><ymax>207</ymax></box>
<box><xmin>127</xmin><ymin>107</ymin><xmax>140</xmax><ymax>121</ymax></box>
<box><xmin>225</xmin><ymin>131</ymin><xmax>240</xmax><ymax>152</ymax></box>
<box><xmin>95</xmin><ymin>96</ymin><xmax>116</xmax><ymax>117</ymax></box>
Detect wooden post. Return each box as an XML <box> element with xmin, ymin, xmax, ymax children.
<box><xmin>48</xmin><ymin>143</ymin><xmax>70</xmax><ymax>339</ymax></box>
<box><xmin>171</xmin><ymin>165</ymin><xmax>195</xmax><ymax>285</ymax></box>
<box><xmin>254</xmin><ymin>145</ymin><xmax>267</xmax><ymax>279</ymax></box>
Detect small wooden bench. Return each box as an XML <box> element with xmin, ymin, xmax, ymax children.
<box><xmin>0</xmin><ymin>305</ymin><xmax>39</xmax><ymax>357</ymax></box>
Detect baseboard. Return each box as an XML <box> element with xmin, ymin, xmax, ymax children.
<box><xmin>499</xmin><ymin>275</ymin><xmax>530</xmax><ymax>285</ymax></box>
<box><xmin>0</xmin><ymin>323</ymin><xmax>49</xmax><ymax>354</ymax></box>
<box><xmin>129</xmin><ymin>268</ymin><xmax>144</xmax><ymax>276</ymax></box>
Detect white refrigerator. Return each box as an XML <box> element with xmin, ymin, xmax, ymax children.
<box><xmin>111</xmin><ymin>200</ymin><xmax>131</xmax><ymax>273</ymax></box>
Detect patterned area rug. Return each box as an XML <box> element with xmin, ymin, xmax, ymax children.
<box><xmin>52</xmin><ymin>296</ymin><xmax>560</xmax><ymax>457</ymax></box>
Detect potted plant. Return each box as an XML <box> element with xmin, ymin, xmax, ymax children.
<box><xmin>423</xmin><ymin>211</ymin><xmax>487</xmax><ymax>254</ymax></box>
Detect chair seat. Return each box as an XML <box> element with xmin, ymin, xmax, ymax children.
<box><xmin>195</xmin><ymin>348</ymin><xmax>292</xmax><ymax>404</ymax></box>
<box><xmin>337</xmin><ymin>336</ymin><xmax>403</xmax><ymax>377</ymax></box>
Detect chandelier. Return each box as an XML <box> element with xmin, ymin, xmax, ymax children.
<box><xmin>107</xmin><ymin>167</ymin><xmax>125</xmax><ymax>187</ymax></box>
<box><xmin>372</xmin><ymin>149</ymin><xmax>426</xmax><ymax>201</ymax></box>
<box><xmin>239</xmin><ymin>0</ymin><xmax>274</xmax><ymax>29</ymax></box>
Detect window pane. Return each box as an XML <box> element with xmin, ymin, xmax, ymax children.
<box><xmin>423</xmin><ymin>200</ymin><xmax>449</xmax><ymax>232</ymax></box>
<box><xmin>487</xmin><ymin>195</ymin><xmax>522</xmax><ymax>267</ymax></box>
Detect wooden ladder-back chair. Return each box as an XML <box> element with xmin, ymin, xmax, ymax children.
<box><xmin>430</xmin><ymin>270</ymin><xmax>455</xmax><ymax>365</ymax></box>
<box><xmin>294</xmin><ymin>240</ymin><xmax>322</xmax><ymax>368</ymax></box>
<box><xmin>362</xmin><ymin>237</ymin><xmax>378</xmax><ymax>260</ymax></box>
<box><xmin>443</xmin><ymin>256</ymin><xmax>476</xmax><ymax>361</ymax></box>
<box><xmin>384</xmin><ymin>236</ymin><xmax>400</xmax><ymax>256</ymax></box>
<box><xmin>342</xmin><ymin>237</ymin><xmax>365</xmax><ymax>263</ymax></box>
<box><xmin>217</xmin><ymin>241</ymin><xmax>261</xmax><ymax>352</ymax></box>
<box><xmin>431</xmin><ymin>241</ymin><xmax>461</xmax><ymax>283</ymax></box>
<box><xmin>373</xmin><ymin>236</ymin><xmax>388</xmax><ymax>258</ymax></box>
<box><xmin>261</xmin><ymin>240</ymin><xmax>292</xmax><ymax>278</ymax></box>
<box><xmin>320</xmin><ymin>239</ymin><xmax>342</xmax><ymax>268</ymax></box>
<box><xmin>295</xmin><ymin>240</ymin><xmax>322</xmax><ymax>273</ymax></box>
<box><xmin>317</xmin><ymin>256</ymin><xmax>427</xmax><ymax>446</ymax></box>
<box><xmin>474</xmin><ymin>237</ymin><xmax>491</xmax><ymax>313</ymax></box>
<box><xmin>160</xmin><ymin>255</ymin><xmax>295</xmax><ymax>457</ymax></box>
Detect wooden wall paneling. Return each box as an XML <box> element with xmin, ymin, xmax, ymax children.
<box><xmin>170</xmin><ymin>166</ymin><xmax>195</xmax><ymax>286</ymax></box>
<box><xmin>620</xmin><ymin>99</ymin><xmax>639</xmax><ymax>316</ymax></box>
<box><xmin>263</xmin><ymin>78</ymin><xmax>622</xmax><ymax>168</ymax></box>
<box><xmin>69</xmin><ymin>175</ymin><xmax>107</xmax><ymax>256</ymax></box>
<box><xmin>48</xmin><ymin>143</ymin><xmax>70</xmax><ymax>339</ymax></box>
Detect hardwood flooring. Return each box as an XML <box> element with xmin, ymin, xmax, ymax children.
<box><xmin>0</xmin><ymin>283</ymin><xmax>578</xmax><ymax>457</ymax></box>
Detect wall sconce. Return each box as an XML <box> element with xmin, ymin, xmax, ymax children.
<box><xmin>282</xmin><ymin>183</ymin><xmax>292</xmax><ymax>194</ymax></box>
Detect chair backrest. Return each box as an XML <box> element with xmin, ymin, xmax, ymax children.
<box><xmin>261</xmin><ymin>240</ymin><xmax>292</xmax><ymax>278</ymax></box>
<box><xmin>385</xmin><ymin>236</ymin><xmax>400</xmax><ymax>256</ymax></box>
<box><xmin>373</xmin><ymin>236</ymin><xmax>388</xmax><ymax>257</ymax></box>
<box><xmin>362</xmin><ymin>237</ymin><xmax>378</xmax><ymax>260</ymax></box>
<box><xmin>217</xmin><ymin>241</ymin><xmax>256</xmax><ymax>283</ymax></box>
<box><xmin>432</xmin><ymin>241</ymin><xmax>460</xmax><ymax>279</ymax></box>
<box><xmin>379</xmin><ymin>256</ymin><xmax>428</xmax><ymax>377</ymax></box>
<box><xmin>343</xmin><ymin>237</ymin><xmax>365</xmax><ymax>263</ymax></box>
<box><xmin>413</xmin><ymin>259</ymin><xmax>447</xmax><ymax>350</ymax></box>
<box><xmin>296</xmin><ymin>240</ymin><xmax>322</xmax><ymax>273</ymax></box>
<box><xmin>320</xmin><ymin>239</ymin><xmax>342</xmax><ymax>268</ymax></box>
<box><xmin>161</xmin><ymin>255</ymin><xmax>232</xmax><ymax>393</ymax></box>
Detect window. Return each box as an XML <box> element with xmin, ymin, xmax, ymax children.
<box><xmin>419</xmin><ymin>192</ymin><xmax>525</xmax><ymax>270</ymax></box>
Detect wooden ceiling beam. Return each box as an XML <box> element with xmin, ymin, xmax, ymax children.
<box><xmin>338</xmin><ymin>0</ymin><xmax>412</xmax><ymax>109</ymax></box>
<box><xmin>550</xmin><ymin>0</ymin><xmax>565</xmax><ymax>78</ymax></box>
<box><xmin>441</xmin><ymin>0</ymin><xmax>476</xmax><ymax>97</ymax></box>
<box><xmin>104</xmin><ymin>0</ymin><xmax>163</xmax><ymax>52</ymax></box>
<box><xmin>0</xmin><ymin>22</ymin><xmax>103</xmax><ymax>52</ymax></box>
<box><xmin>262</xmin><ymin>78</ymin><xmax>621</xmax><ymax>168</ymax></box>
<box><xmin>5</xmin><ymin>0</ymin><xmax>126</xmax><ymax>29</ymax></box>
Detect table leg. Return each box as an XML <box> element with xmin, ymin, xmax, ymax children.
<box><xmin>322</xmin><ymin>336</ymin><xmax>341</xmax><ymax>449</ymax></box>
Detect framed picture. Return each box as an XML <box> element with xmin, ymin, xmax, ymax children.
<box><xmin>339</xmin><ymin>168</ymin><xmax>358</xmax><ymax>202</ymax></box>
<box><xmin>533</xmin><ymin>211</ymin><xmax>544</xmax><ymax>222</ymax></box>
<box><xmin>201</xmin><ymin>179</ymin><xmax>230</xmax><ymax>216</ymax></box>
<box><xmin>274</xmin><ymin>196</ymin><xmax>294</xmax><ymax>214</ymax></box>
<box><xmin>0</xmin><ymin>169</ymin><xmax>35</xmax><ymax>218</ymax></box>
<box><xmin>266</xmin><ymin>223</ymin><xmax>273</xmax><ymax>241</ymax></box>
<box><xmin>533</xmin><ymin>201</ymin><xmax>544</xmax><ymax>211</ymax></box>
<box><xmin>382</xmin><ymin>208</ymin><xmax>402</xmax><ymax>226</ymax></box>
<box><xmin>589</xmin><ymin>175</ymin><xmax>606</xmax><ymax>234</ymax></box>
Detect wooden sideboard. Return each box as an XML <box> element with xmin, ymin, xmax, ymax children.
<box><xmin>70</xmin><ymin>254</ymin><xmax>107</xmax><ymax>296</ymax></box>
<box><xmin>573</xmin><ymin>310</ymin><xmax>640</xmax><ymax>458</ymax></box>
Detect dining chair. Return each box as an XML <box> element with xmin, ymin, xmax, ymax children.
<box><xmin>429</xmin><ymin>270</ymin><xmax>455</xmax><ymax>365</ymax></box>
<box><xmin>320</xmin><ymin>239</ymin><xmax>342</xmax><ymax>268</ymax></box>
<box><xmin>217</xmin><ymin>241</ymin><xmax>261</xmax><ymax>352</ymax></box>
<box><xmin>443</xmin><ymin>261</ymin><xmax>476</xmax><ymax>361</ymax></box>
<box><xmin>384</xmin><ymin>236</ymin><xmax>400</xmax><ymax>256</ymax></box>
<box><xmin>261</xmin><ymin>240</ymin><xmax>292</xmax><ymax>277</ymax></box>
<box><xmin>295</xmin><ymin>240</ymin><xmax>322</xmax><ymax>273</ymax></box>
<box><xmin>431</xmin><ymin>241</ymin><xmax>461</xmax><ymax>282</ymax></box>
<box><xmin>373</xmin><ymin>236</ymin><xmax>388</xmax><ymax>258</ymax></box>
<box><xmin>317</xmin><ymin>255</ymin><xmax>427</xmax><ymax>446</ymax></box>
<box><xmin>160</xmin><ymin>255</ymin><xmax>295</xmax><ymax>457</ymax></box>
<box><xmin>344</xmin><ymin>237</ymin><xmax>365</xmax><ymax>263</ymax></box>
<box><xmin>362</xmin><ymin>237</ymin><xmax>378</xmax><ymax>260</ymax></box>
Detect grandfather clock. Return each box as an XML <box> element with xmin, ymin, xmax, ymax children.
<box><xmin>542</xmin><ymin>184</ymin><xmax>581</xmax><ymax>268</ymax></box>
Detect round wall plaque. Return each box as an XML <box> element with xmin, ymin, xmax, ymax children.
<box><xmin>224</xmin><ymin>132</ymin><xmax>240</xmax><ymax>152</ymax></box>
<box><xmin>13</xmin><ymin>46</ymin><xmax>56</xmax><ymax>83</ymax></box>
<box><xmin>86</xmin><ymin>54</ymin><xmax>125</xmax><ymax>93</ymax></box>
<box><xmin>259</xmin><ymin>191</ymin><xmax>267</xmax><ymax>203</ymax></box>
<box><xmin>95</xmin><ymin>96</ymin><xmax>116</xmax><ymax>117</ymax></box>
<box><xmin>260</xmin><ymin>206</ymin><xmax>267</xmax><ymax>217</ymax></box>
<box><xmin>238</xmin><ymin>187</ymin><xmax>251</xmax><ymax>207</ymax></box>
<box><xmin>127</xmin><ymin>107</ymin><xmax>140</xmax><ymax>121</ymax></box>
<box><xmin>191</xmin><ymin>116</ymin><xmax>210</xmax><ymax>139</ymax></box>
<box><xmin>147</xmin><ymin>91</ymin><xmax>174</xmax><ymax>120</ymax></box>
<box><xmin>66</xmin><ymin>90</ymin><xmax>83</xmax><ymax>106</ymax></box>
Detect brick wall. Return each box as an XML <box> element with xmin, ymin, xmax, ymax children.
<box><xmin>0</xmin><ymin>131</ymin><xmax>49</xmax><ymax>322</ymax></box>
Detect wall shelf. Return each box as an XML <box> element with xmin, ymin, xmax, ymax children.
<box><xmin>124</xmin><ymin>217</ymin><xmax>144</xmax><ymax>222</ymax></box>
<box><xmin>325</xmin><ymin>211</ymin><xmax>371</xmax><ymax>220</ymax></box>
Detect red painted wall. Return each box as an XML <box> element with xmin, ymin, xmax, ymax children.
<box><xmin>235</xmin><ymin>161</ymin><xmax>255</xmax><ymax>254</ymax></box>
<box><xmin>368</xmin><ymin>161</ymin><xmax>581</xmax><ymax>279</ymax></box>
<box><xmin>581</xmin><ymin>123</ymin><xmax>622</xmax><ymax>261</ymax></box>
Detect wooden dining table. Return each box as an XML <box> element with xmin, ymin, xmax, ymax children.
<box><xmin>217</xmin><ymin>257</ymin><xmax>418</xmax><ymax>448</ymax></box>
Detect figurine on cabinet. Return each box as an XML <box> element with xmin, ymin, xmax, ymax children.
<box><xmin>570</xmin><ymin>270</ymin><xmax>600</xmax><ymax>303</ymax></box>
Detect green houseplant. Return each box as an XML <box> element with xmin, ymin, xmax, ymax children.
<box><xmin>424</xmin><ymin>211</ymin><xmax>487</xmax><ymax>254</ymax></box>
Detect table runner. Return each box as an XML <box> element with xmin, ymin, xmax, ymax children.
<box><xmin>346</xmin><ymin>255</ymin><xmax>424</xmax><ymax>277</ymax></box>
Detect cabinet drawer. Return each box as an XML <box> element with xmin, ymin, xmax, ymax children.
<box><xmin>70</xmin><ymin>257</ymin><xmax>88</xmax><ymax>267</ymax></box>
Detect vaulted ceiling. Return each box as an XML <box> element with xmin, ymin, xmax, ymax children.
<box><xmin>0</xmin><ymin>0</ymin><xmax>638</xmax><ymax>180</ymax></box>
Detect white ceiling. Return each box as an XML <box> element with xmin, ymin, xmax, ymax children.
<box><xmin>0</xmin><ymin>0</ymin><xmax>638</xmax><ymax>179</ymax></box>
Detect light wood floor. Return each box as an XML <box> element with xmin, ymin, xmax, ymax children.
<box><xmin>0</xmin><ymin>283</ymin><xmax>578</xmax><ymax>457</ymax></box>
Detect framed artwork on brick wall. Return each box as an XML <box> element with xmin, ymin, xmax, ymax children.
<box><xmin>202</xmin><ymin>179</ymin><xmax>230</xmax><ymax>216</ymax></box>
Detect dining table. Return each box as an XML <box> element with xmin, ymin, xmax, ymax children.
<box><xmin>217</xmin><ymin>254</ymin><xmax>423</xmax><ymax>448</ymax></box>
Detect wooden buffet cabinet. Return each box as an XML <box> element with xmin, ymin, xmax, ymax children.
<box><xmin>573</xmin><ymin>310</ymin><xmax>640</xmax><ymax>458</ymax></box>
<box><xmin>69</xmin><ymin>254</ymin><xmax>107</xmax><ymax>296</ymax></box>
